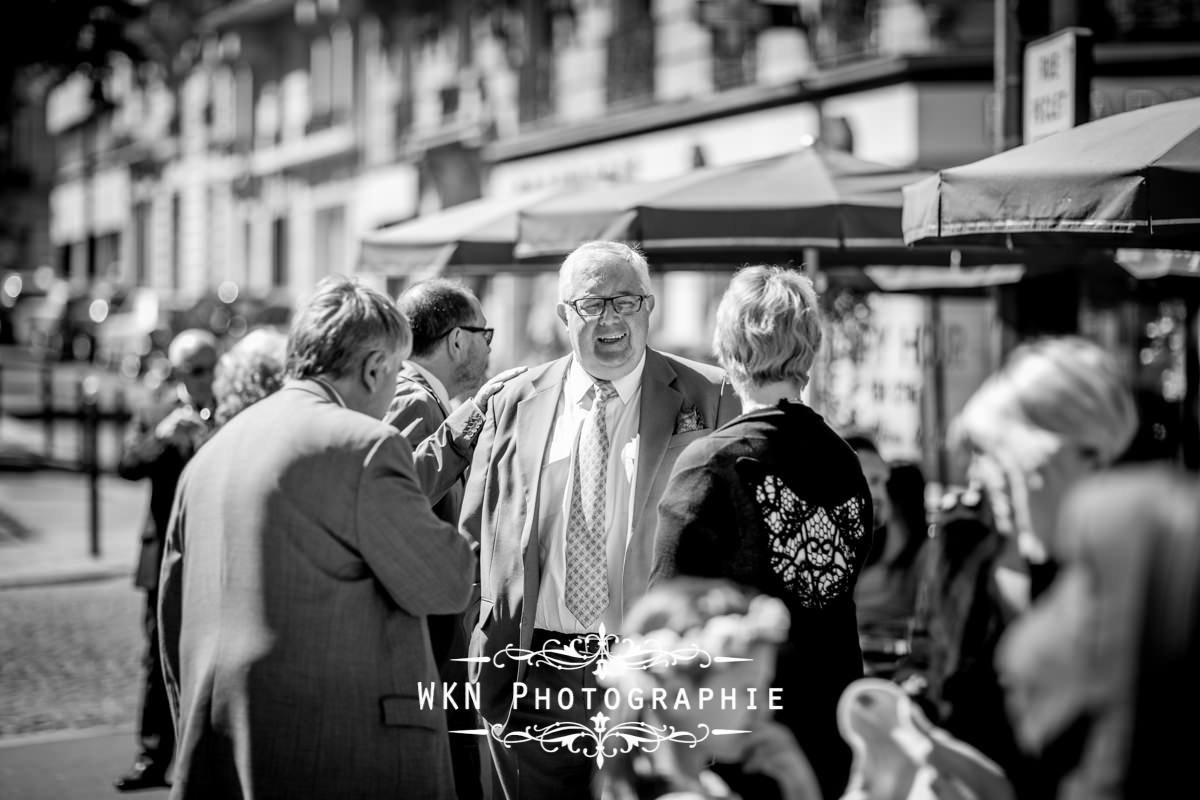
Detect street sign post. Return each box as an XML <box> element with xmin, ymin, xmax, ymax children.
<box><xmin>1023</xmin><ymin>28</ymin><xmax>1093</xmax><ymax>144</ymax></box>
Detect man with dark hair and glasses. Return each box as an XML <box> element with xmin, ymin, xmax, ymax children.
<box><xmin>114</xmin><ymin>328</ymin><xmax>218</xmax><ymax>791</ymax></box>
<box><xmin>461</xmin><ymin>241</ymin><xmax>742</xmax><ymax>800</ymax></box>
<box><xmin>387</xmin><ymin>278</ymin><xmax>521</xmax><ymax>800</ymax></box>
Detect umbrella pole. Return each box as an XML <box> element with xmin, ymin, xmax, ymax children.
<box><xmin>805</xmin><ymin>247</ymin><xmax>825</xmax><ymax>413</ymax></box>
<box><xmin>927</xmin><ymin>296</ymin><xmax>949</xmax><ymax>486</ymax></box>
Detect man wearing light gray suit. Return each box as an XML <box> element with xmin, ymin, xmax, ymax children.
<box><xmin>159</xmin><ymin>277</ymin><xmax>475</xmax><ymax>800</ymax></box>
<box><xmin>461</xmin><ymin>242</ymin><xmax>741</xmax><ymax>800</ymax></box>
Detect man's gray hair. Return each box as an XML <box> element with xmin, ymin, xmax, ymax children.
<box><xmin>558</xmin><ymin>241</ymin><xmax>652</xmax><ymax>300</ymax></box>
<box><xmin>286</xmin><ymin>275</ymin><xmax>411</xmax><ymax>380</ymax></box>
<box><xmin>714</xmin><ymin>265</ymin><xmax>823</xmax><ymax>392</ymax></box>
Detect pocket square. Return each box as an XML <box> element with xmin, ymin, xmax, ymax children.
<box><xmin>673</xmin><ymin>406</ymin><xmax>707</xmax><ymax>435</ymax></box>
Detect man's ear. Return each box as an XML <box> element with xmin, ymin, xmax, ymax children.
<box><xmin>446</xmin><ymin>327</ymin><xmax>466</xmax><ymax>361</ymax></box>
<box><xmin>555</xmin><ymin>303</ymin><xmax>569</xmax><ymax>327</ymax></box>
<box><xmin>361</xmin><ymin>349</ymin><xmax>387</xmax><ymax>393</ymax></box>
<box><xmin>645</xmin><ymin>295</ymin><xmax>656</xmax><ymax>314</ymax></box>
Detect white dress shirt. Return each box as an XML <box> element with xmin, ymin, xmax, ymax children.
<box><xmin>534</xmin><ymin>353</ymin><xmax>645</xmax><ymax>633</ymax></box>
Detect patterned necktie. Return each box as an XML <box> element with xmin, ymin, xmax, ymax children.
<box><xmin>565</xmin><ymin>380</ymin><xmax>618</xmax><ymax>627</ymax></box>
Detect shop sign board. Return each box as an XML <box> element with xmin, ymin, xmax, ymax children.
<box><xmin>831</xmin><ymin>294</ymin><xmax>995</xmax><ymax>482</ymax></box>
<box><xmin>1023</xmin><ymin>28</ymin><xmax>1093</xmax><ymax>144</ymax></box>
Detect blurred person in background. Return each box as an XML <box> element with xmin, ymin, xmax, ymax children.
<box><xmin>997</xmin><ymin>466</ymin><xmax>1200</xmax><ymax>799</ymax></box>
<box><xmin>212</xmin><ymin>327</ymin><xmax>288</xmax><ymax>427</ymax></box>
<box><xmin>902</xmin><ymin>336</ymin><xmax>1138</xmax><ymax>800</ymax></box>
<box><xmin>158</xmin><ymin>276</ymin><xmax>474</xmax><ymax>799</ymax></box>
<box><xmin>842</xmin><ymin>434</ymin><xmax>928</xmax><ymax>679</ymax></box>
<box><xmin>653</xmin><ymin>265</ymin><xmax>872</xmax><ymax>800</ymax></box>
<box><xmin>113</xmin><ymin>328</ymin><xmax>218</xmax><ymax>791</ymax></box>
<box><xmin>597</xmin><ymin>577</ymin><xmax>821</xmax><ymax>800</ymax></box>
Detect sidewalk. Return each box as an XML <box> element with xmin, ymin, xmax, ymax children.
<box><xmin>0</xmin><ymin>471</ymin><xmax>147</xmax><ymax>589</ymax></box>
<box><xmin>0</xmin><ymin>728</ymin><xmax>169</xmax><ymax>800</ymax></box>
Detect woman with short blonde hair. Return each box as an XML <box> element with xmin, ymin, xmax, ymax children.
<box><xmin>713</xmin><ymin>265</ymin><xmax>822</xmax><ymax>396</ymax></box>
<box><xmin>653</xmin><ymin>265</ymin><xmax>871</xmax><ymax>798</ymax></box>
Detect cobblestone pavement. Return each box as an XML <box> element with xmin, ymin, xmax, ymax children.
<box><xmin>0</xmin><ymin>577</ymin><xmax>145</xmax><ymax>738</ymax></box>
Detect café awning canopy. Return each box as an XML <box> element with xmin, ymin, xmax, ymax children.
<box><xmin>515</xmin><ymin>146</ymin><xmax>1023</xmax><ymax>267</ymax></box>
<box><xmin>358</xmin><ymin>187</ymin><xmax>566</xmax><ymax>277</ymax></box>
<box><xmin>903</xmin><ymin>97</ymin><xmax>1200</xmax><ymax>250</ymax></box>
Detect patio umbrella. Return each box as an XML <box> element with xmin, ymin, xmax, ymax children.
<box><xmin>903</xmin><ymin>97</ymin><xmax>1200</xmax><ymax>250</ymax></box>
<box><xmin>515</xmin><ymin>147</ymin><xmax>1023</xmax><ymax>267</ymax></box>
<box><xmin>358</xmin><ymin>187</ymin><xmax>567</xmax><ymax>277</ymax></box>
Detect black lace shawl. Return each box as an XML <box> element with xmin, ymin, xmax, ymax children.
<box><xmin>651</xmin><ymin>399</ymin><xmax>873</xmax><ymax>800</ymax></box>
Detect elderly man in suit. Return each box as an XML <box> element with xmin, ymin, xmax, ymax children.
<box><xmin>159</xmin><ymin>276</ymin><xmax>476</xmax><ymax>800</ymax></box>
<box><xmin>388</xmin><ymin>278</ymin><xmax>514</xmax><ymax>800</ymax></box>
<box><xmin>114</xmin><ymin>328</ymin><xmax>217</xmax><ymax>792</ymax></box>
<box><xmin>461</xmin><ymin>241</ymin><xmax>741</xmax><ymax>799</ymax></box>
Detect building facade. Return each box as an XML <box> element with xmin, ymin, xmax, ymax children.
<box><xmin>41</xmin><ymin>0</ymin><xmax>1200</xmax><ymax>472</ymax></box>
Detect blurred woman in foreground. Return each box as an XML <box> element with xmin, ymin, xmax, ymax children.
<box><xmin>903</xmin><ymin>336</ymin><xmax>1138</xmax><ymax>799</ymax></box>
<box><xmin>597</xmin><ymin>578</ymin><xmax>819</xmax><ymax>800</ymax></box>
<box><xmin>998</xmin><ymin>466</ymin><xmax>1200</xmax><ymax>799</ymax></box>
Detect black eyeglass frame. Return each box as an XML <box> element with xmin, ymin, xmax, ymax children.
<box><xmin>564</xmin><ymin>294</ymin><xmax>649</xmax><ymax>319</ymax></box>
<box><xmin>434</xmin><ymin>324</ymin><xmax>494</xmax><ymax>345</ymax></box>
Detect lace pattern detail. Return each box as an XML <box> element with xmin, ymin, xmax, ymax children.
<box><xmin>754</xmin><ymin>474</ymin><xmax>868</xmax><ymax>609</ymax></box>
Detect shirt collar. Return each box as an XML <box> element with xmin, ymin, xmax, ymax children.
<box><xmin>406</xmin><ymin>360</ymin><xmax>452</xmax><ymax>408</ymax></box>
<box><xmin>566</xmin><ymin>351</ymin><xmax>647</xmax><ymax>406</ymax></box>
<box><xmin>310</xmin><ymin>377</ymin><xmax>347</xmax><ymax>408</ymax></box>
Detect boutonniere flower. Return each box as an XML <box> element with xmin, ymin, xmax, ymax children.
<box><xmin>674</xmin><ymin>405</ymin><xmax>706</xmax><ymax>435</ymax></box>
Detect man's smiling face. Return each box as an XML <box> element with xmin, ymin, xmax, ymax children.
<box><xmin>557</xmin><ymin>253</ymin><xmax>654</xmax><ymax>381</ymax></box>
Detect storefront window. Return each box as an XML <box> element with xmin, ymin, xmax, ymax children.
<box><xmin>1081</xmin><ymin>291</ymin><xmax>1193</xmax><ymax>464</ymax></box>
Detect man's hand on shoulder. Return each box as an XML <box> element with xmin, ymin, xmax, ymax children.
<box><xmin>472</xmin><ymin>366</ymin><xmax>529</xmax><ymax>411</ymax></box>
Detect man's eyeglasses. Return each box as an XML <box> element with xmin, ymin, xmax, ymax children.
<box><xmin>565</xmin><ymin>294</ymin><xmax>648</xmax><ymax>319</ymax></box>
<box><xmin>459</xmin><ymin>325</ymin><xmax>494</xmax><ymax>345</ymax></box>
<box><xmin>436</xmin><ymin>325</ymin><xmax>494</xmax><ymax>345</ymax></box>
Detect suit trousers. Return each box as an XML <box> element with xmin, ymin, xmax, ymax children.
<box><xmin>432</xmin><ymin>608</ymin><xmax>483</xmax><ymax>800</ymax></box>
<box><xmin>138</xmin><ymin>588</ymin><xmax>175</xmax><ymax>767</ymax></box>
<box><xmin>487</xmin><ymin>633</ymin><xmax>601</xmax><ymax>800</ymax></box>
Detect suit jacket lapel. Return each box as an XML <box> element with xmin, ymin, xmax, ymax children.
<box><xmin>515</xmin><ymin>357</ymin><xmax>569</xmax><ymax>552</ymax></box>
<box><xmin>633</xmin><ymin>350</ymin><xmax>683</xmax><ymax>528</ymax></box>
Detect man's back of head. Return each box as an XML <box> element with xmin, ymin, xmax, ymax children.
<box><xmin>287</xmin><ymin>276</ymin><xmax>411</xmax><ymax>419</ymax></box>
<box><xmin>396</xmin><ymin>279</ymin><xmax>491</xmax><ymax>398</ymax></box>
<box><xmin>396</xmin><ymin>279</ymin><xmax>480</xmax><ymax>359</ymax></box>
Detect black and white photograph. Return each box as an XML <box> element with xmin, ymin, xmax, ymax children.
<box><xmin>1</xmin><ymin>2</ymin><xmax>1198</xmax><ymax>799</ymax></box>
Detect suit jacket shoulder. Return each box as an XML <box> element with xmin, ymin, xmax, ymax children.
<box><xmin>487</xmin><ymin>355</ymin><xmax>570</xmax><ymax>416</ymax></box>
<box><xmin>657</xmin><ymin>350</ymin><xmax>727</xmax><ymax>385</ymax></box>
<box><xmin>650</xmin><ymin>349</ymin><xmax>740</xmax><ymax>429</ymax></box>
<box><xmin>387</xmin><ymin>370</ymin><xmax>447</xmax><ymax>443</ymax></box>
